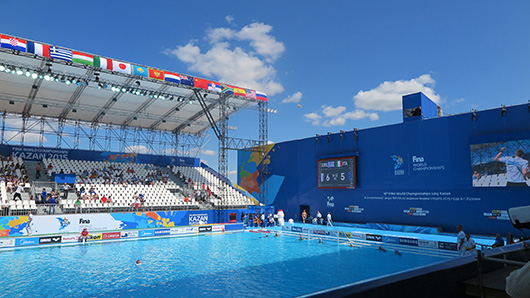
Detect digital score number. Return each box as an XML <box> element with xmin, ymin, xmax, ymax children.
<box><xmin>317</xmin><ymin>157</ymin><xmax>356</xmax><ymax>189</ymax></box>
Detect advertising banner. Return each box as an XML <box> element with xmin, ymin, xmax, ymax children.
<box><xmin>102</xmin><ymin>232</ymin><xmax>121</xmax><ymax>240</ymax></box>
<box><xmin>121</xmin><ymin>231</ymin><xmax>139</xmax><ymax>238</ymax></box>
<box><xmin>39</xmin><ymin>236</ymin><xmax>62</xmax><ymax>244</ymax></box>
<box><xmin>198</xmin><ymin>226</ymin><xmax>212</xmax><ymax>233</ymax></box>
<box><xmin>87</xmin><ymin>233</ymin><xmax>102</xmax><ymax>241</ymax></box>
<box><xmin>61</xmin><ymin>235</ymin><xmax>80</xmax><ymax>243</ymax></box>
<box><xmin>154</xmin><ymin>229</ymin><xmax>170</xmax><ymax>236</ymax></box>
<box><xmin>0</xmin><ymin>238</ymin><xmax>15</xmax><ymax>247</ymax></box>
<box><xmin>139</xmin><ymin>230</ymin><xmax>155</xmax><ymax>237</ymax></box>
<box><xmin>15</xmin><ymin>237</ymin><xmax>40</xmax><ymax>246</ymax></box>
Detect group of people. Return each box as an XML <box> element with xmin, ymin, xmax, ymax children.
<box><xmin>456</xmin><ymin>224</ymin><xmax>495</xmax><ymax>256</ymax></box>
<box><xmin>301</xmin><ymin>210</ymin><xmax>333</xmax><ymax>226</ymax></box>
<box><xmin>174</xmin><ymin>169</ymin><xmax>215</xmax><ymax>204</ymax></box>
<box><xmin>242</xmin><ymin>212</ymin><xmax>275</xmax><ymax>227</ymax></box>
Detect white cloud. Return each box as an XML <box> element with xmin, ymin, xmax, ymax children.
<box><xmin>165</xmin><ymin>22</ymin><xmax>285</xmax><ymax>95</ymax></box>
<box><xmin>455</xmin><ymin>98</ymin><xmax>465</xmax><ymax>103</ymax></box>
<box><xmin>225</xmin><ymin>15</ymin><xmax>234</xmax><ymax>24</ymax></box>
<box><xmin>305</xmin><ymin>106</ymin><xmax>379</xmax><ymax>127</ymax></box>
<box><xmin>322</xmin><ymin>105</ymin><xmax>347</xmax><ymax>117</ymax></box>
<box><xmin>125</xmin><ymin>145</ymin><xmax>153</xmax><ymax>154</ymax></box>
<box><xmin>4</xmin><ymin>131</ymin><xmax>46</xmax><ymax>144</ymax></box>
<box><xmin>303</xmin><ymin>112</ymin><xmax>322</xmax><ymax>126</ymax></box>
<box><xmin>201</xmin><ymin>149</ymin><xmax>216</xmax><ymax>156</ymax></box>
<box><xmin>353</xmin><ymin>74</ymin><xmax>440</xmax><ymax>112</ymax></box>
<box><xmin>282</xmin><ymin>91</ymin><xmax>303</xmax><ymax>104</ymax></box>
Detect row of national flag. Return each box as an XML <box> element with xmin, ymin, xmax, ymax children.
<box><xmin>0</xmin><ymin>34</ymin><xmax>268</xmax><ymax>101</ymax></box>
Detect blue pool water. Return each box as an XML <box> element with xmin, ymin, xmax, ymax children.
<box><xmin>0</xmin><ymin>231</ymin><xmax>448</xmax><ymax>298</ymax></box>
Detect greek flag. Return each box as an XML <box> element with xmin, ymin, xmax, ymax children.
<box><xmin>49</xmin><ymin>46</ymin><xmax>72</xmax><ymax>62</ymax></box>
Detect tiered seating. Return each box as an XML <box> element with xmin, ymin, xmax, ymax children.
<box><xmin>1</xmin><ymin>181</ymin><xmax>36</xmax><ymax>215</ymax></box>
<box><xmin>172</xmin><ymin>166</ymin><xmax>255</xmax><ymax>207</ymax></box>
<box><xmin>474</xmin><ymin>173</ymin><xmax>516</xmax><ymax>187</ymax></box>
<box><xmin>1</xmin><ymin>155</ymin><xmax>31</xmax><ymax>191</ymax></box>
<box><xmin>43</xmin><ymin>158</ymin><xmax>199</xmax><ymax>213</ymax></box>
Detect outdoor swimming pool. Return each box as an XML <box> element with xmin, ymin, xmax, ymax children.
<box><xmin>0</xmin><ymin>230</ymin><xmax>450</xmax><ymax>297</ymax></box>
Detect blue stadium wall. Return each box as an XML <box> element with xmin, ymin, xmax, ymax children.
<box><xmin>238</xmin><ymin>102</ymin><xmax>530</xmax><ymax>236</ymax></box>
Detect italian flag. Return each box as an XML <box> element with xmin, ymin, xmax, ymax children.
<box><xmin>72</xmin><ymin>51</ymin><xmax>94</xmax><ymax>66</ymax></box>
<box><xmin>94</xmin><ymin>56</ymin><xmax>113</xmax><ymax>70</ymax></box>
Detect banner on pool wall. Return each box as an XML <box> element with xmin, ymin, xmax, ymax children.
<box><xmin>470</xmin><ymin>138</ymin><xmax>530</xmax><ymax>187</ymax></box>
<box><xmin>0</xmin><ymin>210</ymin><xmax>222</xmax><ymax>236</ymax></box>
<box><xmin>0</xmin><ymin>144</ymin><xmax>199</xmax><ymax>167</ymax></box>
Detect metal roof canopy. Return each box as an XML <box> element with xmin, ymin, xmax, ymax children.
<box><xmin>0</xmin><ymin>48</ymin><xmax>260</xmax><ymax>134</ymax></box>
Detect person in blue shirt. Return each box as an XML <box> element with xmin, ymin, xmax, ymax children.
<box><xmin>492</xmin><ymin>233</ymin><xmax>505</xmax><ymax>248</ymax></box>
<box><xmin>48</xmin><ymin>194</ymin><xmax>57</xmax><ymax>214</ymax></box>
<box><xmin>40</xmin><ymin>188</ymin><xmax>47</xmax><ymax>204</ymax></box>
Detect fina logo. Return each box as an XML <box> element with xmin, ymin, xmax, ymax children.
<box><xmin>391</xmin><ymin>155</ymin><xmax>405</xmax><ymax>175</ymax></box>
<box><xmin>327</xmin><ymin>196</ymin><xmax>335</xmax><ymax>207</ymax></box>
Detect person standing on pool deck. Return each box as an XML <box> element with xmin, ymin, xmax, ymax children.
<box><xmin>465</xmin><ymin>234</ymin><xmax>476</xmax><ymax>255</ymax></box>
<box><xmin>26</xmin><ymin>211</ymin><xmax>33</xmax><ymax>235</ymax></box>
<box><xmin>301</xmin><ymin>210</ymin><xmax>307</xmax><ymax>224</ymax></box>
<box><xmin>457</xmin><ymin>225</ymin><xmax>466</xmax><ymax>256</ymax></box>
<box><xmin>326</xmin><ymin>212</ymin><xmax>333</xmax><ymax>227</ymax></box>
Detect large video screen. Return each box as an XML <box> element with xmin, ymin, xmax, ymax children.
<box><xmin>317</xmin><ymin>157</ymin><xmax>356</xmax><ymax>189</ymax></box>
<box><xmin>470</xmin><ymin>139</ymin><xmax>530</xmax><ymax>187</ymax></box>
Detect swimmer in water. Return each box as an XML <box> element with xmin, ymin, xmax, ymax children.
<box><xmin>378</xmin><ymin>246</ymin><xmax>386</xmax><ymax>252</ymax></box>
<box><xmin>299</xmin><ymin>234</ymin><xmax>304</xmax><ymax>241</ymax></box>
<box><xmin>264</xmin><ymin>234</ymin><xmax>269</xmax><ymax>238</ymax></box>
<box><xmin>395</xmin><ymin>249</ymin><xmax>402</xmax><ymax>256</ymax></box>
<box><xmin>349</xmin><ymin>243</ymin><xmax>354</xmax><ymax>248</ymax></box>
<box><xmin>319</xmin><ymin>238</ymin><xmax>323</xmax><ymax>244</ymax></box>
<box><xmin>136</xmin><ymin>259</ymin><xmax>141</xmax><ymax>265</ymax></box>
<box><xmin>274</xmin><ymin>233</ymin><xmax>279</xmax><ymax>237</ymax></box>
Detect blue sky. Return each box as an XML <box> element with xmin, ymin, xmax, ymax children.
<box><xmin>1</xmin><ymin>0</ymin><xmax>530</xmax><ymax>180</ymax></box>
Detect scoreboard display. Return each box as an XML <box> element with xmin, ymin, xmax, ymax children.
<box><xmin>317</xmin><ymin>157</ymin><xmax>356</xmax><ymax>189</ymax></box>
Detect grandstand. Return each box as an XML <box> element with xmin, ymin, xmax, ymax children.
<box><xmin>0</xmin><ymin>33</ymin><xmax>265</xmax><ymax>217</ymax></box>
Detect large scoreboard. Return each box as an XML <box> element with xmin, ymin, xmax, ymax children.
<box><xmin>317</xmin><ymin>157</ymin><xmax>356</xmax><ymax>189</ymax></box>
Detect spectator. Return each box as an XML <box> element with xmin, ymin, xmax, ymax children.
<box><xmin>13</xmin><ymin>183</ymin><xmax>23</xmax><ymax>201</ymax></box>
<box><xmin>35</xmin><ymin>162</ymin><xmax>42</xmax><ymax>179</ymax></box>
<box><xmin>49</xmin><ymin>195</ymin><xmax>56</xmax><ymax>215</ymax></box>
<box><xmin>75</xmin><ymin>198</ymin><xmax>81</xmax><ymax>213</ymax></box>
<box><xmin>40</xmin><ymin>188</ymin><xmax>47</xmax><ymax>204</ymax></box>
<box><xmin>1</xmin><ymin>200</ymin><xmax>9</xmax><ymax>216</ymax></box>
<box><xmin>492</xmin><ymin>234</ymin><xmax>505</xmax><ymax>248</ymax></box>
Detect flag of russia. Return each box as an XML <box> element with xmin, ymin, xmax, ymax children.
<box><xmin>256</xmin><ymin>91</ymin><xmax>268</xmax><ymax>101</ymax></box>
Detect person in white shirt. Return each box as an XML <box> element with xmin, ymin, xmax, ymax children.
<box><xmin>316</xmin><ymin>211</ymin><xmax>323</xmax><ymax>225</ymax></box>
<box><xmin>464</xmin><ymin>234</ymin><xmax>476</xmax><ymax>255</ymax></box>
<box><xmin>26</xmin><ymin>211</ymin><xmax>33</xmax><ymax>235</ymax></box>
<box><xmin>13</xmin><ymin>183</ymin><xmax>23</xmax><ymax>201</ymax></box>
<box><xmin>326</xmin><ymin>212</ymin><xmax>333</xmax><ymax>227</ymax></box>
<box><xmin>495</xmin><ymin>147</ymin><xmax>529</xmax><ymax>187</ymax></box>
<box><xmin>457</xmin><ymin>225</ymin><xmax>466</xmax><ymax>256</ymax></box>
